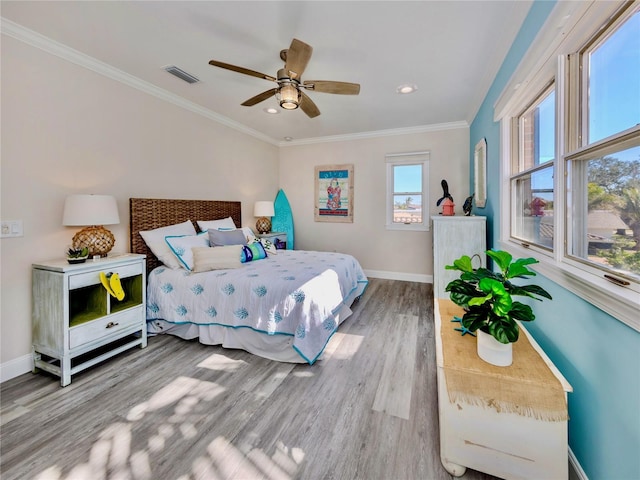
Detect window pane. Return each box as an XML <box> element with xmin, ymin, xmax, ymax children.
<box><xmin>393</xmin><ymin>164</ymin><xmax>422</xmax><ymax>193</ymax></box>
<box><xmin>519</xmin><ymin>89</ymin><xmax>555</xmax><ymax>172</ymax></box>
<box><xmin>588</xmin><ymin>11</ymin><xmax>640</xmax><ymax>144</ymax></box>
<box><xmin>393</xmin><ymin>194</ymin><xmax>422</xmax><ymax>224</ymax></box>
<box><xmin>568</xmin><ymin>145</ymin><xmax>640</xmax><ymax>279</ymax></box>
<box><xmin>385</xmin><ymin>152</ymin><xmax>429</xmax><ymax>231</ymax></box>
<box><xmin>512</xmin><ymin>166</ymin><xmax>554</xmax><ymax>248</ymax></box>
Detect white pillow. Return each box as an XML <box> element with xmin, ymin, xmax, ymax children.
<box><xmin>139</xmin><ymin>220</ymin><xmax>197</xmax><ymax>269</ymax></box>
<box><xmin>197</xmin><ymin>217</ymin><xmax>236</xmax><ymax>232</ymax></box>
<box><xmin>241</xmin><ymin>227</ymin><xmax>257</xmax><ymax>243</ymax></box>
<box><xmin>192</xmin><ymin>245</ymin><xmax>243</xmax><ymax>273</ymax></box>
<box><xmin>165</xmin><ymin>232</ymin><xmax>210</xmax><ymax>271</ymax></box>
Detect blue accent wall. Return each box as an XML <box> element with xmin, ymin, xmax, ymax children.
<box><xmin>469</xmin><ymin>2</ymin><xmax>640</xmax><ymax>479</ymax></box>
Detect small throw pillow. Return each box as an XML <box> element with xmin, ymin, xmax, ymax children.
<box><xmin>249</xmin><ymin>236</ymin><xmax>277</xmax><ymax>255</ymax></box>
<box><xmin>192</xmin><ymin>245</ymin><xmax>243</xmax><ymax>273</ymax></box>
<box><xmin>139</xmin><ymin>220</ymin><xmax>197</xmax><ymax>269</ymax></box>
<box><xmin>165</xmin><ymin>233</ymin><xmax>210</xmax><ymax>271</ymax></box>
<box><xmin>241</xmin><ymin>241</ymin><xmax>268</xmax><ymax>263</ymax></box>
<box><xmin>197</xmin><ymin>217</ymin><xmax>236</xmax><ymax>232</ymax></box>
<box><xmin>208</xmin><ymin>228</ymin><xmax>247</xmax><ymax>246</ymax></box>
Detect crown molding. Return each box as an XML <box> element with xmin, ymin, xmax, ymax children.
<box><xmin>278</xmin><ymin>121</ymin><xmax>469</xmax><ymax>147</ymax></box>
<box><xmin>1</xmin><ymin>17</ymin><xmax>279</xmax><ymax>146</ymax></box>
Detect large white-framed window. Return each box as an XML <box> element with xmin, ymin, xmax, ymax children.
<box><xmin>495</xmin><ymin>1</ymin><xmax>640</xmax><ymax>331</ymax></box>
<box><xmin>385</xmin><ymin>151</ymin><xmax>430</xmax><ymax>231</ymax></box>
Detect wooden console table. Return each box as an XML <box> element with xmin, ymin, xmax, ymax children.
<box><xmin>435</xmin><ymin>298</ymin><xmax>572</xmax><ymax>479</ymax></box>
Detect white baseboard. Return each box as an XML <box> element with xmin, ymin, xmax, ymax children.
<box><xmin>1</xmin><ymin>353</ymin><xmax>33</xmax><ymax>383</ymax></box>
<box><xmin>569</xmin><ymin>447</ymin><xmax>588</xmax><ymax>480</ymax></box>
<box><xmin>364</xmin><ymin>269</ymin><xmax>432</xmax><ymax>284</ymax></box>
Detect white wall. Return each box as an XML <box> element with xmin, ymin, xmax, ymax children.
<box><xmin>279</xmin><ymin>129</ymin><xmax>470</xmax><ymax>280</ymax></box>
<box><xmin>1</xmin><ymin>35</ymin><xmax>471</xmax><ymax>381</ymax></box>
<box><xmin>0</xmin><ymin>37</ymin><xmax>279</xmax><ymax>374</ymax></box>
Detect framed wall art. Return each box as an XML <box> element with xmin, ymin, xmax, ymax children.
<box><xmin>314</xmin><ymin>164</ymin><xmax>354</xmax><ymax>223</ymax></box>
<box><xmin>474</xmin><ymin>138</ymin><xmax>487</xmax><ymax>208</ymax></box>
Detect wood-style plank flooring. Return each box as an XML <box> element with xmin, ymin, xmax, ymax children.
<box><xmin>1</xmin><ymin>279</ymin><xmax>497</xmax><ymax>480</ymax></box>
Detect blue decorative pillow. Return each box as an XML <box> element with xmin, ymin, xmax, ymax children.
<box><xmin>241</xmin><ymin>242</ymin><xmax>267</xmax><ymax>263</ymax></box>
<box><xmin>165</xmin><ymin>232</ymin><xmax>210</xmax><ymax>271</ymax></box>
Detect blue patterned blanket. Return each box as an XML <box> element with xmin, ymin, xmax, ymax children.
<box><xmin>147</xmin><ymin>250</ymin><xmax>368</xmax><ymax>363</ymax></box>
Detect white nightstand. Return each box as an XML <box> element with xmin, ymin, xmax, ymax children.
<box><xmin>32</xmin><ymin>254</ymin><xmax>147</xmax><ymax>386</ymax></box>
<box><xmin>256</xmin><ymin>232</ymin><xmax>288</xmax><ymax>250</ymax></box>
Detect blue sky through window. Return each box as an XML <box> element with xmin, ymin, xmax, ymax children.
<box><xmin>394</xmin><ymin>164</ymin><xmax>422</xmax><ymax>206</ymax></box>
<box><xmin>589</xmin><ymin>11</ymin><xmax>640</xmax><ymax>146</ymax></box>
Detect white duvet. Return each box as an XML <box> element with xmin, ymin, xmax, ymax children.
<box><xmin>146</xmin><ymin>250</ymin><xmax>368</xmax><ymax>363</ymax></box>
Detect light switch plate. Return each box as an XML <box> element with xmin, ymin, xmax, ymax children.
<box><xmin>1</xmin><ymin>220</ymin><xmax>23</xmax><ymax>238</ymax></box>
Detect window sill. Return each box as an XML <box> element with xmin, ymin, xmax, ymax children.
<box><xmin>501</xmin><ymin>240</ymin><xmax>639</xmax><ymax>332</ymax></box>
<box><xmin>385</xmin><ymin>223</ymin><xmax>429</xmax><ymax>232</ymax></box>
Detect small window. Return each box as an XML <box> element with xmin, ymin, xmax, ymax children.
<box><xmin>511</xmin><ymin>85</ymin><xmax>556</xmax><ymax>249</ymax></box>
<box><xmin>385</xmin><ymin>151</ymin><xmax>430</xmax><ymax>231</ymax></box>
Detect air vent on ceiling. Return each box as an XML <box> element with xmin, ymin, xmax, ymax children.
<box><xmin>164</xmin><ymin>65</ymin><xmax>200</xmax><ymax>84</ymax></box>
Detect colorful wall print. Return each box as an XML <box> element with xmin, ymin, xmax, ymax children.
<box><xmin>314</xmin><ymin>164</ymin><xmax>354</xmax><ymax>223</ymax></box>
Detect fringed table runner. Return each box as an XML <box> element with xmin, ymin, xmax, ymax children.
<box><xmin>438</xmin><ymin>299</ymin><xmax>568</xmax><ymax>421</ymax></box>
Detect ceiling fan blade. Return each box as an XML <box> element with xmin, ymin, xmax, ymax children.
<box><xmin>285</xmin><ymin>39</ymin><xmax>313</xmax><ymax>80</ymax></box>
<box><xmin>241</xmin><ymin>89</ymin><xmax>278</xmax><ymax>106</ymax></box>
<box><xmin>303</xmin><ymin>80</ymin><xmax>360</xmax><ymax>95</ymax></box>
<box><xmin>208</xmin><ymin>60</ymin><xmax>276</xmax><ymax>82</ymax></box>
<box><xmin>299</xmin><ymin>91</ymin><xmax>321</xmax><ymax>118</ymax></box>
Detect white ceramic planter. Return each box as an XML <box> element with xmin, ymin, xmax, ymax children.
<box><xmin>477</xmin><ymin>329</ymin><xmax>513</xmax><ymax>367</ymax></box>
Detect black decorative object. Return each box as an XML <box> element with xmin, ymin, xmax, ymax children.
<box><xmin>436</xmin><ymin>179</ymin><xmax>454</xmax><ymax>206</ymax></box>
<box><xmin>463</xmin><ymin>194</ymin><xmax>474</xmax><ymax>216</ymax></box>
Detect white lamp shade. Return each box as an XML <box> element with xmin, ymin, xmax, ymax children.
<box><xmin>254</xmin><ymin>201</ymin><xmax>275</xmax><ymax>217</ymax></box>
<box><xmin>63</xmin><ymin>194</ymin><xmax>120</xmax><ymax>226</ymax></box>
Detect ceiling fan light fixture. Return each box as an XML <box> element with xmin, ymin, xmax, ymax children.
<box><xmin>278</xmin><ymin>83</ymin><xmax>300</xmax><ymax>110</ymax></box>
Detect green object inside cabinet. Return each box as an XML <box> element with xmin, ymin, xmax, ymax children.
<box><xmin>69</xmin><ymin>284</ymin><xmax>107</xmax><ymax>326</ymax></box>
<box><xmin>111</xmin><ymin>275</ymin><xmax>143</xmax><ymax>314</ymax></box>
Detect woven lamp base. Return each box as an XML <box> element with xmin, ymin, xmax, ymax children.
<box><xmin>72</xmin><ymin>225</ymin><xmax>116</xmax><ymax>257</ymax></box>
<box><xmin>255</xmin><ymin>217</ymin><xmax>272</xmax><ymax>234</ymax></box>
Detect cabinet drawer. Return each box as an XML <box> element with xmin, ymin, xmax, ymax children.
<box><xmin>69</xmin><ymin>263</ymin><xmax>143</xmax><ymax>290</ymax></box>
<box><xmin>69</xmin><ymin>307</ymin><xmax>143</xmax><ymax>349</ymax></box>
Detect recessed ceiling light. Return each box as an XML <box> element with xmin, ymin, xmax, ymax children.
<box><xmin>263</xmin><ymin>107</ymin><xmax>279</xmax><ymax>114</ymax></box>
<box><xmin>284</xmin><ymin>136</ymin><xmax>293</xmax><ymax>142</ymax></box>
<box><xmin>397</xmin><ymin>84</ymin><xmax>418</xmax><ymax>94</ymax></box>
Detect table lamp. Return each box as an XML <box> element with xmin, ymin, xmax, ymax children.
<box><xmin>254</xmin><ymin>201</ymin><xmax>275</xmax><ymax>234</ymax></box>
<box><xmin>63</xmin><ymin>194</ymin><xmax>120</xmax><ymax>257</ymax></box>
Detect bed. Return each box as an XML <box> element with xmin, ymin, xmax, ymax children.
<box><xmin>130</xmin><ymin>198</ymin><xmax>368</xmax><ymax>364</ymax></box>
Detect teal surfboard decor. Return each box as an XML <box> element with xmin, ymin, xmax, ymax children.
<box><xmin>272</xmin><ymin>189</ymin><xmax>294</xmax><ymax>250</ymax></box>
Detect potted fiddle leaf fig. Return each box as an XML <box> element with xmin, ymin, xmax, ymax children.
<box><xmin>445</xmin><ymin>249</ymin><xmax>552</xmax><ymax>366</ymax></box>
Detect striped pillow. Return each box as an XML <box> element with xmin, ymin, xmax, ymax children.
<box><xmin>241</xmin><ymin>242</ymin><xmax>267</xmax><ymax>263</ymax></box>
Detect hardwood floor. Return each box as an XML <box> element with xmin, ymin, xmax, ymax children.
<box><xmin>1</xmin><ymin>279</ymin><xmax>497</xmax><ymax>480</ymax></box>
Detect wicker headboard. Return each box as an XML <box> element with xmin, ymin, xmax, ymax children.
<box><xmin>129</xmin><ymin>198</ymin><xmax>242</xmax><ymax>273</ymax></box>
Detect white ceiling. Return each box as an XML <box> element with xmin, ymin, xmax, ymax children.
<box><xmin>1</xmin><ymin>1</ymin><xmax>532</xmax><ymax>145</ymax></box>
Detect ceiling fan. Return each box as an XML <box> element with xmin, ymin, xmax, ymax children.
<box><xmin>208</xmin><ymin>38</ymin><xmax>360</xmax><ymax>118</ymax></box>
